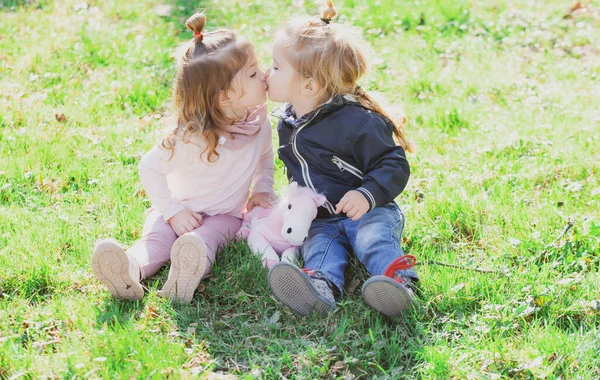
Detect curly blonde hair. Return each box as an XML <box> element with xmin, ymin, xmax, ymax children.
<box><xmin>276</xmin><ymin>0</ymin><xmax>413</xmax><ymax>152</ymax></box>
<box><xmin>162</xmin><ymin>13</ymin><xmax>254</xmax><ymax>162</ymax></box>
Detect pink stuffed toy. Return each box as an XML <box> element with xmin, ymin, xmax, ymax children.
<box><xmin>239</xmin><ymin>182</ymin><xmax>327</xmax><ymax>269</ymax></box>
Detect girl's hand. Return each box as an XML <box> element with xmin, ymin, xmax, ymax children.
<box><xmin>168</xmin><ymin>209</ymin><xmax>203</xmax><ymax>236</ymax></box>
<box><xmin>336</xmin><ymin>190</ymin><xmax>370</xmax><ymax>221</ymax></box>
<box><xmin>247</xmin><ymin>192</ymin><xmax>276</xmax><ymax>211</ymax></box>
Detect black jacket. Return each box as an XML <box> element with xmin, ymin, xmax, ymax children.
<box><xmin>274</xmin><ymin>95</ymin><xmax>410</xmax><ymax>218</ymax></box>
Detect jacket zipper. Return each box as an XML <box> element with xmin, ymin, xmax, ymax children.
<box><xmin>331</xmin><ymin>156</ymin><xmax>363</xmax><ymax>179</ymax></box>
<box><xmin>291</xmin><ymin>111</ymin><xmax>337</xmax><ymax>215</ymax></box>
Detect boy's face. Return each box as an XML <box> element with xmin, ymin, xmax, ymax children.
<box><xmin>265</xmin><ymin>40</ymin><xmax>301</xmax><ymax>103</ymax></box>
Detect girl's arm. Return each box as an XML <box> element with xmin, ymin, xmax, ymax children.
<box><xmin>138</xmin><ymin>142</ymin><xmax>187</xmax><ymax>221</ymax></box>
<box><xmin>351</xmin><ymin>114</ymin><xmax>410</xmax><ymax>211</ymax></box>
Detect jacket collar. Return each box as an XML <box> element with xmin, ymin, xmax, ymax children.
<box><xmin>271</xmin><ymin>94</ymin><xmax>360</xmax><ymax>128</ymax></box>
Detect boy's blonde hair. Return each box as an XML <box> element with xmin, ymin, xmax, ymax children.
<box><xmin>277</xmin><ymin>1</ymin><xmax>413</xmax><ymax>152</ymax></box>
<box><xmin>162</xmin><ymin>13</ymin><xmax>254</xmax><ymax>162</ymax></box>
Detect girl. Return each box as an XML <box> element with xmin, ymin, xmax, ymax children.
<box><xmin>265</xmin><ymin>1</ymin><xmax>418</xmax><ymax>317</ymax></box>
<box><xmin>92</xmin><ymin>13</ymin><xmax>275</xmax><ymax>304</ymax></box>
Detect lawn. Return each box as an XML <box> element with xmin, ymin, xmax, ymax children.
<box><xmin>1</xmin><ymin>0</ymin><xmax>599</xmax><ymax>378</ymax></box>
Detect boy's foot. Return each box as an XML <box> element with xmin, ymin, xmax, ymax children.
<box><xmin>268</xmin><ymin>261</ymin><xmax>336</xmax><ymax>316</ymax></box>
<box><xmin>92</xmin><ymin>240</ymin><xmax>144</xmax><ymax>300</ymax></box>
<box><xmin>362</xmin><ymin>275</ymin><xmax>415</xmax><ymax>317</ymax></box>
<box><xmin>362</xmin><ymin>254</ymin><xmax>417</xmax><ymax>317</ymax></box>
<box><xmin>160</xmin><ymin>234</ymin><xmax>207</xmax><ymax>304</ymax></box>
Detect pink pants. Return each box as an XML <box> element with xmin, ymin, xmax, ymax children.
<box><xmin>127</xmin><ymin>210</ymin><xmax>242</xmax><ymax>280</ymax></box>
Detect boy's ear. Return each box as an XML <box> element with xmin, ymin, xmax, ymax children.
<box><xmin>301</xmin><ymin>77</ymin><xmax>320</xmax><ymax>96</ymax></box>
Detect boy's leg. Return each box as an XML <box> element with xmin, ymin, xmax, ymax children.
<box><xmin>160</xmin><ymin>214</ymin><xmax>241</xmax><ymax>303</ymax></box>
<box><xmin>92</xmin><ymin>209</ymin><xmax>177</xmax><ymax>300</ymax></box>
<box><xmin>268</xmin><ymin>218</ymin><xmax>350</xmax><ymax>315</ymax></box>
<box><xmin>344</xmin><ymin>202</ymin><xmax>417</xmax><ymax>280</ymax></box>
<box><xmin>302</xmin><ymin>218</ymin><xmax>352</xmax><ymax>295</ymax></box>
<box><xmin>344</xmin><ymin>202</ymin><xmax>418</xmax><ymax>317</ymax></box>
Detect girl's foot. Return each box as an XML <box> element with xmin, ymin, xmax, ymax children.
<box><xmin>268</xmin><ymin>262</ymin><xmax>336</xmax><ymax>316</ymax></box>
<box><xmin>92</xmin><ymin>240</ymin><xmax>144</xmax><ymax>300</ymax></box>
<box><xmin>160</xmin><ymin>234</ymin><xmax>207</xmax><ymax>303</ymax></box>
<box><xmin>361</xmin><ymin>275</ymin><xmax>415</xmax><ymax>317</ymax></box>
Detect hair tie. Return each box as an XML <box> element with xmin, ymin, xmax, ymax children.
<box><xmin>193</xmin><ymin>32</ymin><xmax>203</xmax><ymax>40</ymax></box>
<box><xmin>320</xmin><ymin>18</ymin><xmax>331</xmax><ymax>25</ymax></box>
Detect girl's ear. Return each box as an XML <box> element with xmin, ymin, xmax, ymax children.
<box><xmin>218</xmin><ymin>90</ymin><xmax>230</xmax><ymax>108</ymax></box>
<box><xmin>220</xmin><ymin>88</ymin><xmax>238</xmax><ymax>108</ymax></box>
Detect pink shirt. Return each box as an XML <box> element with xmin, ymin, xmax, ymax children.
<box><xmin>138</xmin><ymin>117</ymin><xmax>274</xmax><ymax>221</ymax></box>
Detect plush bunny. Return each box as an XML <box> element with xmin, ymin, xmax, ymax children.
<box><xmin>239</xmin><ymin>182</ymin><xmax>327</xmax><ymax>268</ymax></box>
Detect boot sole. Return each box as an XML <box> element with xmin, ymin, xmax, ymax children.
<box><xmin>160</xmin><ymin>235</ymin><xmax>207</xmax><ymax>304</ymax></box>
<box><xmin>268</xmin><ymin>262</ymin><xmax>334</xmax><ymax>316</ymax></box>
<box><xmin>92</xmin><ymin>240</ymin><xmax>144</xmax><ymax>300</ymax></box>
<box><xmin>362</xmin><ymin>276</ymin><xmax>413</xmax><ymax>317</ymax></box>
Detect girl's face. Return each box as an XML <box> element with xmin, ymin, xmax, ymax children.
<box><xmin>265</xmin><ymin>40</ymin><xmax>300</xmax><ymax>103</ymax></box>
<box><xmin>228</xmin><ymin>52</ymin><xmax>267</xmax><ymax>114</ymax></box>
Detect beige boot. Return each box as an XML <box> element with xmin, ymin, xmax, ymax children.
<box><xmin>160</xmin><ymin>234</ymin><xmax>208</xmax><ymax>304</ymax></box>
<box><xmin>92</xmin><ymin>239</ymin><xmax>144</xmax><ymax>300</ymax></box>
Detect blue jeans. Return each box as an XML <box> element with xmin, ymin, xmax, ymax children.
<box><xmin>301</xmin><ymin>202</ymin><xmax>418</xmax><ymax>298</ymax></box>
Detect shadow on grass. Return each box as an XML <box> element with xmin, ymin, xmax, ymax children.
<box><xmin>158</xmin><ymin>239</ymin><xmax>427</xmax><ymax>377</ymax></box>
<box><xmin>95</xmin><ymin>297</ymin><xmax>145</xmax><ymax>327</ymax></box>
<box><xmin>93</xmin><ymin>266</ymin><xmax>172</xmax><ymax>327</ymax></box>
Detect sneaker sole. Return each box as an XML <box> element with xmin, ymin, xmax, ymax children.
<box><xmin>362</xmin><ymin>276</ymin><xmax>413</xmax><ymax>317</ymax></box>
<box><xmin>160</xmin><ymin>235</ymin><xmax>207</xmax><ymax>304</ymax></box>
<box><xmin>268</xmin><ymin>262</ymin><xmax>334</xmax><ymax>316</ymax></box>
<box><xmin>92</xmin><ymin>240</ymin><xmax>144</xmax><ymax>300</ymax></box>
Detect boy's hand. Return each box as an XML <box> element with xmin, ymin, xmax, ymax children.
<box><xmin>336</xmin><ymin>190</ymin><xmax>370</xmax><ymax>221</ymax></box>
<box><xmin>168</xmin><ymin>209</ymin><xmax>203</xmax><ymax>236</ymax></box>
<box><xmin>246</xmin><ymin>192</ymin><xmax>276</xmax><ymax>211</ymax></box>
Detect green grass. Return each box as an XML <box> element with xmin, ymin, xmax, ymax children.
<box><xmin>1</xmin><ymin>0</ymin><xmax>599</xmax><ymax>378</ymax></box>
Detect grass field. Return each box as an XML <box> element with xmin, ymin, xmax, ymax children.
<box><xmin>1</xmin><ymin>0</ymin><xmax>599</xmax><ymax>378</ymax></box>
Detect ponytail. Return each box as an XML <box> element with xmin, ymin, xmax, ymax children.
<box><xmin>353</xmin><ymin>87</ymin><xmax>414</xmax><ymax>153</ymax></box>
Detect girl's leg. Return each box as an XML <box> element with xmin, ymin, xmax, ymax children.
<box><xmin>188</xmin><ymin>214</ymin><xmax>243</xmax><ymax>278</ymax></box>
<box><xmin>91</xmin><ymin>209</ymin><xmax>177</xmax><ymax>300</ymax></box>
<box><xmin>160</xmin><ymin>214</ymin><xmax>241</xmax><ymax>303</ymax></box>
<box><xmin>127</xmin><ymin>209</ymin><xmax>179</xmax><ymax>279</ymax></box>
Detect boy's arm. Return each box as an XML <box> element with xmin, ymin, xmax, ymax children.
<box><xmin>351</xmin><ymin>115</ymin><xmax>410</xmax><ymax>211</ymax></box>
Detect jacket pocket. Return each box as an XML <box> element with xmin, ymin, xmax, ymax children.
<box><xmin>331</xmin><ymin>156</ymin><xmax>363</xmax><ymax>179</ymax></box>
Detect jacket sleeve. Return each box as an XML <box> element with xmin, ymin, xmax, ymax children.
<box><xmin>138</xmin><ymin>141</ymin><xmax>187</xmax><ymax>222</ymax></box>
<box><xmin>350</xmin><ymin>113</ymin><xmax>410</xmax><ymax>211</ymax></box>
<box><xmin>251</xmin><ymin>120</ymin><xmax>275</xmax><ymax>196</ymax></box>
